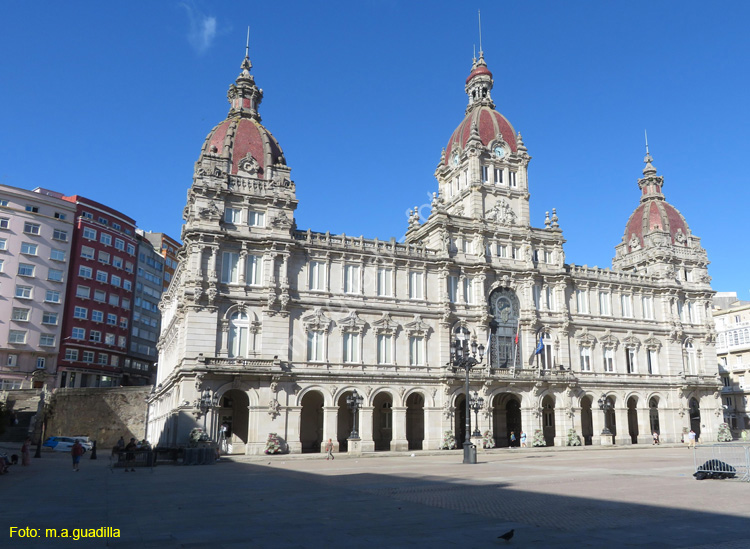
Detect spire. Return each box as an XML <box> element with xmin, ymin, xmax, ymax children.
<box><xmin>464</xmin><ymin>50</ymin><xmax>494</xmax><ymax>114</ymax></box>
<box><xmin>637</xmin><ymin>135</ymin><xmax>664</xmax><ymax>201</ymax></box>
<box><xmin>227</xmin><ymin>30</ymin><xmax>264</xmax><ymax>121</ymax></box>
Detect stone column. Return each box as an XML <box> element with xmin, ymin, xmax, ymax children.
<box><xmin>359</xmin><ymin>406</ymin><xmax>375</xmax><ymax>452</ymax></box>
<box><xmin>591</xmin><ymin>406</ymin><xmax>605</xmax><ymax>446</ymax></box>
<box><xmin>239</xmin><ymin>249</ymin><xmax>247</xmax><ymax>284</ymax></box>
<box><xmin>219</xmin><ymin>322</ymin><xmax>229</xmax><ymax>357</ymax></box>
<box><xmin>285</xmin><ymin>406</ymin><xmax>302</xmax><ymax>454</ymax></box>
<box><xmin>553</xmin><ymin>407</ymin><xmax>568</xmax><ymax>447</ymax></box>
<box><xmin>423</xmin><ymin>406</ymin><xmax>441</xmax><ymax>450</ymax></box>
<box><xmin>321</xmin><ymin>406</ymin><xmax>339</xmax><ymax>453</ymax></box>
<box><xmin>391</xmin><ymin>406</ymin><xmax>409</xmax><ymax>451</ymax></box>
<box><xmin>615</xmin><ymin>406</ymin><xmax>630</xmax><ymax>445</ymax></box>
<box><xmin>637</xmin><ymin>403</ymin><xmax>653</xmax><ymax>445</ymax></box>
<box><xmin>521</xmin><ymin>406</ymin><xmax>537</xmax><ymax>445</ymax></box>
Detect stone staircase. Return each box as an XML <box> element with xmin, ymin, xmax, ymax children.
<box><xmin>0</xmin><ymin>390</ymin><xmax>42</xmax><ymax>443</ymax></box>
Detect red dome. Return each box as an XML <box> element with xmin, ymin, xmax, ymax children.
<box><xmin>623</xmin><ymin>200</ymin><xmax>690</xmax><ymax>250</ymax></box>
<box><xmin>200</xmin><ymin>117</ymin><xmax>285</xmax><ymax>176</ymax></box>
<box><xmin>444</xmin><ymin>106</ymin><xmax>517</xmax><ymax>165</ymax></box>
<box><xmin>466</xmin><ymin>65</ymin><xmax>492</xmax><ymax>84</ymax></box>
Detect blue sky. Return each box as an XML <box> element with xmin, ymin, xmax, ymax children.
<box><xmin>1</xmin><ymin>1</ymin><xmax>748</xmax><ymax>299</ymax></box>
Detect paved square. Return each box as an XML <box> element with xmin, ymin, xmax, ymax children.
<box><xmin>2</xmin><ymin>444</ymin><xmax>748</xmax><ymax>548</ymax></box>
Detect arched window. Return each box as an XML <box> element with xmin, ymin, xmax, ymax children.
<box><xmin>684</xmin><ymin>341</ymin><xmax>697</xmax><ymax>374</ymax></box>
<box><xmin>228</xmin><ymin>312</ymin><xmax>249</xmax><ymax>358</ymax></box>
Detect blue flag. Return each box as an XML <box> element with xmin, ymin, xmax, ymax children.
<box><xmin>534</xmin><ymin>333</ymin><xmax>544</xmax><ymax>355</ymax></box>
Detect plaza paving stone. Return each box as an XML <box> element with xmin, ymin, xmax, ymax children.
<box><xmin>1</xmin><ymin>443</ymin><xmax>748</xmax><ymax>548</ymax></box>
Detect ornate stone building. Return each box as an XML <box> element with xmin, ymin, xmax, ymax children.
<box><xmin>147</xmin><ymin>49</ymin><xmax>721</xmax><ymax>454</ymax></box>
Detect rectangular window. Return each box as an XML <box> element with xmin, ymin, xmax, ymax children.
<box><xmin>9</xmin><ymin>330</ymin><xmax>27</xmax><ymax>344</ymax></box>
<box><xmin>15</xmin><ymin>285</ymin><xmax>32</xmax><ymax>299</ymax></box>
<box><xmin>73</xmin><ymin>306</ymin><xmax>88</xmax><ymax>319</ymax></box>
<box><xmin>54</xmin><ymin>212</ymin><xmax>67</xmax><ymax>220</ymax></box>
<box><xmin>0</xmin><ymin>217</ymin><xmax>8</xmax><ymax>229</ymax></box>
<box><xmin>81</xmin><ymin>246</ymin><xmax>95</xmax><ymax>259</ymax></box>
<box><xmin>18</xmin><ymin>263</ymin><xmax>35</xmax><ymax>277</ymax></box>
<box><xmin>89</xmin><ymin>330</ymin><xmax>102</xmax><ymax>343</ymax></box>
<box><xmin>65</xmin><ymin>349</ymin><xmax>78</xmax><ymax>361</ymax></box>
<box><xmin>409</xmin><ymin>271</ymin><xmax>424</xmax><ymax>300</ymax></box>
<box><xmin>76</xmin><ymin>285</ymin><xmax>90</xmax><ymax>299</ymax></box>
<box><xmin>688</xmin><ymin>302</ymin><xmax>698</xmax><ymax>324</ymax></box>
<box><xmin>98</xmin><ymin>251</ymin><xmax>110</xmax><ymax>264</ymax></box>
<box><xmin>25</xmin><ymin>205</ymin><xmax>39</xmax><ymax>213</ymax></box>
<box><xmin>23</xmin><ymin>222</ymin><xmax>41</xmax><ymax>235</ymax></box>
<box><xmin>221</xmin><ymin>252</ymin><xmax>240</xmax><ymax>284</ymax></box>
<box><xmin>377</xmin><ymin>268</ymin><xmax>393</xmax><ymax>296</ymax></box>
<box><xmin>48</xmin><ymin>268</ymin><xmax>64</xmax><ymax>282</ymax></box>
<box><xmin>98</xmin><ymin>217</ymin><xmax>108</xmax><ymax>225</ymax></box>
<box><xmin>463</xmin><ymin>277</ymin><xmax>474</xmax><ymax>304</ymax></box>
<box><xmin>83</xmin><ymin>227</ymin><xmax>97</xmax><ymax>240</ymax></box>
<box><xmin>114</xmin><ymin>238</ymin><xmax>125</xmax><ymax>251</ymax></box>
<box><xmin>118</xmin><ymin>335</ymin><xmax>126</xmax><ymax>347</ymax></box>
<box><xmin>0</xmin><ymin>238</ymin><xmax>6</xmax><ymax>250</ymax></box>
<box><xmin>121</xmin><ymin>298</ymin><xmax>130</xmax><ymax>310</ymax></box>
<box><xmin>7</xmin><ymin>354</ymin><xmax>18</xmax><ymax>367</ymax></box>
<box><xmin>307</xmin><ymin>331</ymin><xmax>324</xmax><ymax>362</ymax></box>
<box><xmin>247</xmin><ymin>254</ymin><xmax>262</xmax><ymax>285</ymax></box>
<box><xmin>343</xmin><ymin>332</ymin><xmax>359</xmax><ymax>363</ymax></box>
<box><xmin>409</xmin><ymin>336</ymin><xmax>424</xmax><ymax>366</ymax></box>
<box><xmin>545</xmin><ymin>286</ymin><xmax>555</xmax><ymax>311</ymax></box>
<box><xmin>53</xmin><ymin>229</ymin><xmax>68</xmax><ymax>241</ymax></box>
<box><xmin>580</xmin><ymin>347</ymin><xmax>591</xmax><ymax>372</ymax></box>
<box><xmin>544</xmin><ymin>250</ymin><xmax>553</xmax><ymax>264</ymax></box>
<box><xmin>248</xmin><ymin>211</ymin><xmax>265</xmax><ymax>227</ymax></box>
<box><xmin>224</xmin><ymin>208</ymin><xmax>242</xmax><ymax>224</ymax></box>
<box><xmin>21</xmin><ymin>242</ymin><xmax>38</xmax><ymax>255</ymax></box>
<box><xmin>533</xmin><ymin>284</ymin><xmax>542</xmax><ymax>310</ymax></box>
<box><xmin>621</xmin><ymin>294</ymin><xmax>633</xmax><ymax>318</ymax></box>
<box><xmin>79</xmin><ymin>266</ymin><xmax>93</xmax><ymax>278</ymax></box>
<box><xmin>344</xmin><ymin>264</ymin><xmax>360</xmax><ymax>294</ymax></box>
<box><xmin>105</xmin><ymin>333</ymin><xmax>115</xmax><ymax>345</ymax></box>
<box><xmin>110</xmin><ymin>355</ymin><xmax>119</xmax><ymax>367</ymax></box>
<box><xmin>40</xmin><ymin>334</ymin><xmax>55</xmax><ymax>346</ymax></box>
<box><xmin>45</xmin><ymin>290</ymin><xmax>61</xmax><ymax>303</ymax></box>
<box><xmin>50</xmin><ymin>249</ymin><xmax>66</xmax><ymax>262</ymax></box>
<box><xmin>108</xmin><ymin>294</ymin><xmax>120</xmax><ymax>307</ymax></box>
<box><xmin>625</xmin><ymin>348</ymin><xmax>637</xmax><ymax>373</ymax></box>
<box><xmin>119</xmin><ymin>317</ymin><xmax>128</xmax><ymax>329</ymax></box>
<box><xmin>96</xmin><ymin>353</ymin><xmax>108</xmax><ymax>365</ymax></box>
<box><xmin>599</xmin><ymin>291</ymin><xmax>611</xmax><ymax>315</ymax></box>
<box><xmin>107</xmin><ymin>313</ymin><xmax>117</xmax><ymax>325</ymax></box>
<box><xmin>494</xmin><ymin>168</ymin><xmax>503</xmax><ymax>185</ymax></box>
<box><xmin>112</xmin><ymin>256</ymin><xmax>123</xmax><ymax>269</ymax></box>
<box><xmin>93</xmin><ymin>289</ymin><xmax>106</xmax><ymax>302</ymax></box>
<box><xmin>647</xmin><ymin>349</ymin><xmax>658</xmax><ymax>374</ymax></box>
<box><xmin>496</xmin><ymin>244</ymin><xmax>507</xmax><ymax>258</ymax></box>
<box><xmin>448</xmin><ymin>276</ymin><xmax>458</xmax><ymax>303</ymax></box>
<box><xmin>100</xmin><ymin>233</ymin><xmax>112</xmax><ymax>246</ymax></box>
<box><xmin>603</xmin><ymin>348</ymin><xmax>615</xmax><ymax>372</ymax></box>
<box><xmin>12</xmin><ymin>308</ymin><xmax>30</xmax><ymax>321</ymax></box>
<box><xmin>127</xmin><ymin>244</ymin><xmax>135</xmax><ymax>255</ymax></box>
<box><xmin>42</xmin><ymin>312</ymin><xmax>58</xmax><ymax>325</ymax></box>
<box><xmin>509</xmin><ymin>171</ymin><xmax>517</xmax><ymax>187</ymax></box>
<box><xmin>123</xmin><ymin>280</ymin><xmax>132</xmax><ymax>291</ymax></box>
<box><xmin>82</xmin><ymin>351</ymin><xmax>94</xmax><ymax>363</ymax></box>
<box><xmin>309</xmin><ymin>261</ymin><xmax>325</xmax><ymax>291</ymax></box>
<box><xmin>642</xmin><ymin>296</ymin><xmax>654</xmax><ymax>320</ymax></box>
<box><xmin>481</xmin><ymin>165</ymin><xmax>489</xmax><ymax>183</ymax></box>
<box><xmin>111</xmin><ymin>275</ymin><xmax>121</xmax><ymax>287</ymax></box>
<box><xmin>0</xmin><ymin>198</ymin><xmax>7</xmax><ymax>206</ymax></box>
<box><xmin>377</xmin><ymin>334</ymin><xmax>392</xmax><ymax>364</ymax></box>
<box><xmin>72</xmin><ymin>327</ymin><xmax>86</xmax><ymax>340</ymax></box>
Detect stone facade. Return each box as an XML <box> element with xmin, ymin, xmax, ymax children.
<box><xmin>147</xmin><ymin>50</ymin><xmax>721</xmax><ymax>454</ymax></box>
<box><xmin>714</xmin><ymin>293</ymin><xmax>750</xmax><ymax>434</ymax></box>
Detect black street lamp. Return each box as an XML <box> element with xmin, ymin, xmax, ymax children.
<box><xmin>450</xmin><ymin>334</ymin><xmax>485</xmax><ymax>464</ymax></box>
<box><xmin>346</xmin><ymin>389</ymin><xmax>364</xmax><ymax>439</ymax></box>
<box><xmin>597</xmin><ymin>394</ymin><xmax>613</xmax><ymax>435</ymax></box>
<box><xmin>470</xmin><ymin>391</ymin><xmax>485</xmax><ymax>437</ymax></box>
<box><xmin>196</xmin><ymin>389</ymin><xmax>220</xmax><ymax>433</ymax></box>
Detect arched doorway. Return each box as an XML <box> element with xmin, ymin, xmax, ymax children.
<box><xmin>300</xmin><ymin>391</ymin><xmax>324</xmax><ymax>453</ymax></box>
<box><xmin>488</xmin><ymin>288</ymin><xmax>521</xmax><ymax>369</ymax></box>
<box><xmin>218</xmin><ymin>389</ymin><xmax>249</xmax><ymax>454</ymax></box>
<box><xmin>406</xmin><ymin>393</ymin><xmax>425</xmax><ymax>450</ymax></box>
<box><xmin>581</xmin><ymin>396</ymin><xmax>593</xmax><ymax>445</ymax></box>
<box><xmin>337</xmin><ymin>392</ymin><xmax>356</xmax><ymax>452</ymax></box>
<box><xmin>627</xmin><ymin>396</ymin><xmax>639</xmax><ymax>444</ymax></box>
<box><xmin>455</xmin><ymin>394</ymin><xmax>467</xmax><ymax>446</ymax></box>
<box><xmin>492</xmin><ymin>394</ymin><xmax>522</xmax><ymax>447</ymax></box>
<box><xmin>689</xmin><ymin>397</ymin><xmax>701</xmax><ymax>440</ymax></box>
<box><xmin>542</xmin><ymin>395</ymin><xmax>555</xmax><ymax>446</ymax></box>
<box><xmin>372</xmin><ymin>392</ymin><xmax>393</xmax><ymax>451</ymax></box>
<box><xmin>604</xmin><ymin>397</ymin><xmax>617</xmax><ymax>437</ymax></box>
<box><xmin>649</xmin><ymin>397</ymin><xmax>660</xmax><ymax>435</ymax></box>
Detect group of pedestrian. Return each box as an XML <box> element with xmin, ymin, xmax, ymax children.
<box><xmin>113</xmin><ymin>436</ymin><xmax>139</xmax><ymax>471</ymax></box>
<box><xmin>508</xmin><ymin>431</ymin><xmax>527</xmax><ymax>448</ymax></box>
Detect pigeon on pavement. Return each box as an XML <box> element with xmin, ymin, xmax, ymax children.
<box><xmin>498</xmin><ymin>529</ymin><xmax>514</xmax><ymax>542</ymax></box>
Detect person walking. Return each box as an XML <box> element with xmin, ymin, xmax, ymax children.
<box><xmin>325</xmin><ymin>438</ymin><xmax>334</xmax><ymax>460</ymax></box>
<box><xmin>124</xmin><ymin>437</ymin><xmax>137</xmax><ymax>472</ymax></box>
<box><xmin>509</xmin><ymin>431</ymin><xmax>517</xmax><ymax>448</ymax></box>
<box><xmin>688</xmin><ymin>429</ymin><xmax>697</xmax><ymax>449</ymax></box>
<box><xmin>71</xmin><ymin>440</ymin><xmax>84</xmax><ymax>472</ymax></box>
<box><xmin>652</xmin><ymin>431</ymin><xmax>660</xmax><ymax>445</ymax></box>
<box><xmin>520</xmin><ymin>431</ymin><xmax>527</xmax><ymax>448</ymax></box>
<box><xmin>21</xmin><ymin>437</ymin><xmax>32</xmax><ymax>466</ymax></box>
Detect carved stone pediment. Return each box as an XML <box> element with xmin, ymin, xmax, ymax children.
<box><xmin>302</xmin><ymin>307</ymin><xmax>332</xmax><ymax>333</ymax></box>
<box><xmin>623</xmin><ymin>332</ymin><xmax>641</xmax><ymax>349</ymax></box>
<box><xmin>338</xmin><ymin>311</ymin><xmax>367</xmax><ymax>334</ymax></box>
<box><xmin>404</xmin><ymin>315</ymin><xmax>431</xmax><ymax>337</ymax></box>
<box><xmin>238</xmin><ymin>153</ymin><xmax>261</xmax><ymax>176</ymax></box>
<box><xmin>600</xmin><ymin>330</ymin><xmax>619</xmax><ymax>349</ymax></box>
<box><xmin>575</xmin><ymin>328</ymin><xmax>597</xmax><ymax>348</ymax></box>
<box><xmin>373</xmin><ymin>313</ymin><xmax>399</xmax><ymax>335</ymax></box>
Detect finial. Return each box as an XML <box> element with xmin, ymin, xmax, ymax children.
<box><xmin>645</xmin><ymin>129</ymin><xmax>649</xmax><ymax>155</ymax></box>
<box><xmin>478</xmin><ymin>10</ymin><xmax>483</xmax><ymax>55</ymax></box>
<box><xmin>551</xmin><ymin>208</ymin><xmax>559</xmax><ymax>229</ymax></box>
<box><xmin>245</xmin><ymin>27</ymin><xmax>250</xmax><ymax>60</ymax></box>
<box><xmin>544</xmin><ymin>211</ymin><xmax>551</xmax><ymax>228</ymax></box>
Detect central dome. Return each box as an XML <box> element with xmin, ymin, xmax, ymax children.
<box><xmin>443</xmin><ymin>52</ymin><xmax>517</xmax><ymax>165</ymax></box>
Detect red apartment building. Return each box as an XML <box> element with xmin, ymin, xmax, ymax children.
<box><xmin>57</xmin><ymin>196</ymin><xmax>137</xmax><ymax>387</ymax></box>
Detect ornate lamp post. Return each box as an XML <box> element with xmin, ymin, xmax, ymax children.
<box><xmin>196</xmin><ymin>389</ymin><xmax>220</xmax><ymax>433</ymax></box>
<box><xmin>470</xmin><ymin>391</ymin><xmax>485</xmax><ymax>437</ymax></box>
<box><xmin>346</xmin><ymin>389</ymin><xmax>364</xmax><ymax>439</ymax></box>
<box><xmin>450</xmin><ymin>335</ymin><xmax>485</xmax><ymax>464</ymax></box>
<box><xmin>597</xmin><ymin>394</ymin><xmax>613</xmax><ymax>435</ymax></box>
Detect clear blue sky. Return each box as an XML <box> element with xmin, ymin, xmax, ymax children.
<box><xmin>2</xmin><ymin>1</ymin><xmax>748</xmax><ymax>299</ymax></box>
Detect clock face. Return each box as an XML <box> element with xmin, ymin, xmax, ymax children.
<box><xmin>494</xmin><ymin>146</ymin><xmax>505</xmax><ymax>158</ymax></box>
<box><xmin>452</xmin><ymin>154</ymin><xmax>459</xmax><ymax>166</ymax></box>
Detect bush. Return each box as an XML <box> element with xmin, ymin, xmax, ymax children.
<box><xmin>482</xmin><ymin>430</ymin><xmax>495</xmax><ymax>449</ymax></box>
<box><xmin>264</xmin><ymin>432</ymin><xmax>282</xmax><ymax>454</ymax></box>
<box><xmin>532</xmin><ymin>429</ymin><xmax>547</xmax><ymax>447</ymax></box>
<box><xmin>566</xmin><ymin>429</ymin><xmax>582</xmax><ymax>446</ymax></box>
<box><xmin>717</xmin><ymin>423</ymin><xmax>733</xmax><ymax>442</ymax></box>
<box><xmin>440</xmin><ymin>430</ymin><xmax>457</xmax><ymax>450</ymax></box>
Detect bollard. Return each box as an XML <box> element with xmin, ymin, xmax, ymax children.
<box><xmin>90</xmin><ymin>440</ymin><xmax>97</xmax><ymax>460</ymax></box>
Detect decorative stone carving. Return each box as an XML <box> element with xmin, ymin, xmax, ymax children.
<box><xmin>485</xmin><ymin>199</ymin><xmax>517</xmax><ymax>225</ymax></box>
<box><xmin>238</xmin><ymin>152</ymin><xmax>261</xmax><ymax>176</ymax></box>
<box><xmin>267</xmin><ymin>398</ymin><xmax>281</xmax><ymax>418</ymax></box>
<box><xmin>404</xmin><ymin>315</ymin><xmax>431</xmax><ymax>337</ymax></box>
<box><xmin>303</xmin><ymin>308</ymin><xmax>332</xmax><ymax>332</ymax></box>
<box><xmin>270</xmin><ymin>211</ymin><xmax>293</xmax><ymax>229</ymax></box>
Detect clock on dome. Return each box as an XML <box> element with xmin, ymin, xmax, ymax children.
<box><xmin>452</xmin><ymin>154</ymin><xmax>459</xmax><ymax>166</ymax></box>
<box><xmin>494</xmin><ymin>145</ymin><xmax>506</xmax><ymax>158</ymax></box>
